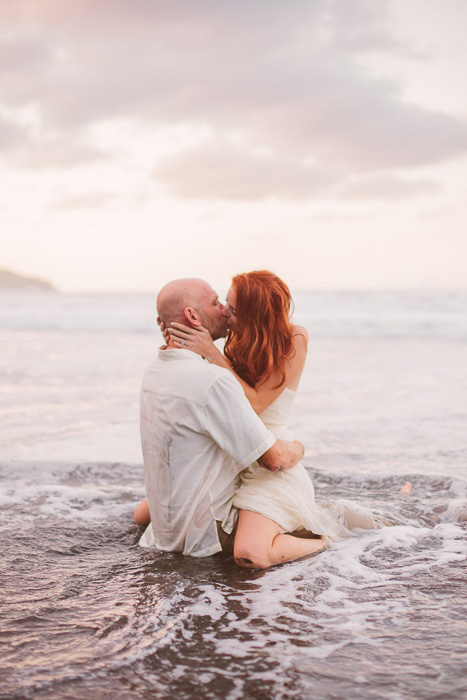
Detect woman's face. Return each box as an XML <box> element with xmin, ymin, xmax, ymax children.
<box><xmin>223</xmin><ymin>286</ymin><xmax>238</xmax><ymax>331</ymax></box>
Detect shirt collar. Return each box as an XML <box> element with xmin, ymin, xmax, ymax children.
<box><xmin>158</xmin><ymin>347</ymin><xmax>206</xmax><ymax>362</ymax></box>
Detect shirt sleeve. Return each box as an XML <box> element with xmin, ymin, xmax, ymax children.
<box><xmin>200</xmin><ymin>373</ymin><xmax>276</xmax><ymax>468</ymax></box>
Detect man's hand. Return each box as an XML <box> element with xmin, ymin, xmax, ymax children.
<box><xmin>258</xmin><ymin>439</ymin><xmax>304</xmax><ymax>472</ymax></box>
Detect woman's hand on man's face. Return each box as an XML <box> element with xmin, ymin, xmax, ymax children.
<box><xmin>158</xmin><ymin>320</ymin><xmax>170</xmax><ymax>344</ymax></box>
<box><xmin>168</xmin><ymin>322</ymin><xmax>216</xmax><ymax>358</ymax></box>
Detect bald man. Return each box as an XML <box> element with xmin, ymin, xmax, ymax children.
<box><xmin>138</xmin><ymin>278</ymin><xmax>305</xmax><ymax>559</ymax></box>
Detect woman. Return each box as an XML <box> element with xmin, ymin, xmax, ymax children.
<box><xmin>136</xmin><ymin>271</ymin><xmax>406</xmax><ymax>568</ymax></box>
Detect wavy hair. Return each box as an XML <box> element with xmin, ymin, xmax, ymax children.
<box><xmin>224</xmin><ymin>270</ymin><xmax>295</xmax><ymax>387</ymax></box>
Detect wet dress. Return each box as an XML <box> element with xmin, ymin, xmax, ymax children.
<box><xmin>233</xmin><ymin>388</ymin><xmax>387</xmax><ymax>544</ymax></box>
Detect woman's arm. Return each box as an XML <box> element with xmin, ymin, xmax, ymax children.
<box><xmin>168</xmin><ymin>323</ymin><xmax>308</xmax><ymax>414</ymax></box>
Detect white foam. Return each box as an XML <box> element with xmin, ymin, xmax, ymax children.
<box><xmin>189</xmin><ymin>585</ymin><xmax>228</xmax><ymax>623</ymax></box>
<box><xmin>175</xmin><ymin>518</ymin><xmax>466</xmax><ymax>668</ymax></box>
<box><xmin>0</xmin><ymin>480</ymin><xmax>144</xmax><ymax>523</ymax></box>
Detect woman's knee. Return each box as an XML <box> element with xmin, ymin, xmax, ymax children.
<box><xmin>234</xmin><ymin>555</ymin><xmax>271</xmax><ymax>569</ymax></box>
<box><xmin>233</xmin><ymin>542</ymin><xmax>272</xmax><ymax>569</ymax></box>
<box><xmin>233</xmin><ymin>510</ymin><xmax>281</xmax><ymax>568</ymax></box>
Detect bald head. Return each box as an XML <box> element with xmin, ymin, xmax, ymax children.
<box><xmin>156</xmin><ymin>278</ymin><xmax>227</xmax><ymax>341</ymax></box>
<box><xmin>157</xmin><ymin>278</ymin><xmax>213</xmax><ymax>326</ymax></box>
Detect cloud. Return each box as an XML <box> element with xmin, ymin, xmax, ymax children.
<box><xmin>339</xmin><ymin>174</ymin><xmax>442</xmax><ymax>201</ymax></box>
<box><xmin>0</xmin><ymin>115</ymin><xmax>27</xmax><ymax>151</ymax></box>
<box><xmin>13</xmin><ymin>137</ymin><xmax>107</xmax><ymax>169</ymax></box>
<box><xmin>155</xmin><ymin>141</ymin><xmax>443</xmax><ymax>201</ymax></box>
<box><xmin>1</xmin><ymin>0</ymin><xmax>467</xmax><ymax>198</ymax></box>
<box><xmin>49</xmin><ymin>191</ymin><xmax>116</xmax><ymax>210</ymax></box>
<box><xmin>154</xmin><ymin>141</ymin><xmax>337</xmax><ymax>200</ymax></box>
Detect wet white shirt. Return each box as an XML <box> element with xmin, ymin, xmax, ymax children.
<box><xmin>139</xmin><ymin>348</ymin><xmax>276</xmax><ymax>557</ymax></box>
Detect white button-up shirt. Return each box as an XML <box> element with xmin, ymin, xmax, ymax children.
<box><xmin>139</xmin><ymin>348</ymin><xmax>276</xmax><ymax>557</ymax></box>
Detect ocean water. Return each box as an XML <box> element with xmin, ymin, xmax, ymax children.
<box><xmin>1</xmin><ymin>290</ymin><xmax>466</xmax><ymax>699</ymax></box>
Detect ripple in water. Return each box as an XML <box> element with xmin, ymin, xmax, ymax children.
<box><xmin>1</xmin><ymin>462</ymin><xmax>466</xmax><ymax>699</ymax></box>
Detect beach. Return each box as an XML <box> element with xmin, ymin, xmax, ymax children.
<box><xmin>1</xmin><ymin>290</ymin><xmax>466</xmax><ymax>699</ymax></box>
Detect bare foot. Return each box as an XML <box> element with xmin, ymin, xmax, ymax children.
<box><xmin>399</xmin><ymin>481</ymin><xmax>413</xmax><ymax>495</ymax></box>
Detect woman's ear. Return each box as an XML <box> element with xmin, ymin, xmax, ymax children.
<box><xmin>183</xmin><ymin>307</ymin><xmax>202</xmax><ymax>327</ymax></box>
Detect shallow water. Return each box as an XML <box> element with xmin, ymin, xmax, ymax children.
<box><xmin>1</xmin><ymin>461</ymin><xmax>466</xmax><ymax>699</ymax></box>
<box><xmin>1</xmin><ymin>290</ymin><xmax>467</xmax><ymax>698</ymax></box>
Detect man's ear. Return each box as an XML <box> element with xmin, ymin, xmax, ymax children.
<box><xmin>183</xmin><ymin>307</ymin><xmax>202</xmax><ymax>327</ymax></box>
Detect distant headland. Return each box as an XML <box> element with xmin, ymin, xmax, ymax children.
<box><xmin>0</xmin><ymin>268</ymin><xmax>57</xmax><ymax>292</ymax></box>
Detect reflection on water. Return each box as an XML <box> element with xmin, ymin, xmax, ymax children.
<box><xmin>1</xmin><ymin>462</ymin><xmax>466</xmax><ymax>699</ymax></box>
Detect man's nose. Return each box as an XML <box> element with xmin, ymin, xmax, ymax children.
<box><xmin>221</xmin><ymin>305</ymin><xmax>230</xmax><ymax>317</ymax></box>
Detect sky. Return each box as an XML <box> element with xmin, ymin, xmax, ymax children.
<box><xmin>1</xmin><ymin>0</ymin><xmax>466</xmax><ymax>293</ymax></box>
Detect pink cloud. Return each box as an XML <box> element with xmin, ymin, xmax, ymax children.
<box><xmin>1</xmin><ymin>0</ymin><xmax>466</xmax><ymax>198</ymax></box>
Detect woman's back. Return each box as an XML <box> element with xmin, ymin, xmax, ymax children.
<box><xmin>259</xmin><ymin>387</ymin><xmax>296</xmax><ymax>440</ymax></box>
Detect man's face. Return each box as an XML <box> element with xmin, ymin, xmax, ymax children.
<box><xmin>198</xmin><ymin>285</ymin><xmax>228</xmax><ymax>340</ymax></box>
<box><xmin>222</xmin><ymin>286</ymin><xmax>238</xmax><ymax>332</ymax></box>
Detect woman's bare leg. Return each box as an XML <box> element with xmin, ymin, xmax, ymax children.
<box><xmin>335</xmin><ymin>482</ymin><xmax>413</xmax><ymax>530</ymax></box>
<box><xmin>134</xmin><ymin>497</ymin><xmax>151</xmax><ymax>526</ymax></box>
<box><xmin>234</xmin><ymin>510</ymin><xmax>325</xmax><ymax>569</ymax></box>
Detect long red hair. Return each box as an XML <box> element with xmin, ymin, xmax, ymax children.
<box><xmin>224</xmin><ymin>270</ymin><xmax>295</xmax><ymax>388</ymax></box>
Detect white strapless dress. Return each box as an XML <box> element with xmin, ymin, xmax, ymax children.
<box><xmin>233</xmin><ymin>388</ymin><xmax>386</xmax><ymax>545</ymax></box>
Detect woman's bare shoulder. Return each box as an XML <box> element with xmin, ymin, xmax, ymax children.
<box><xmin>286</xmin><ymin>325</ymin><xmax>309</xmax><ymax>383</ymax></box>
<box><xmin>291</xmin><ymin>324</ymin><xmax>309</xmax><ymax>342</ymax></box>
<box><xmin>290</xmin><ymin>325</ymin><xmax>309</xmax><ymax>359</ymax></box>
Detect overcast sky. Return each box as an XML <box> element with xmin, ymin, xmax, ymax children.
<box><xmin>1</xmin><ymin>0</ymin><xmax>466</xmax><ymax>293</ymax></box>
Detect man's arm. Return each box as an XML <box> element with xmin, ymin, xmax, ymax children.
<box><xmin>257</xmin><ymin>439</ymin><xmax>304</xmax><ymax>472</ymax></box>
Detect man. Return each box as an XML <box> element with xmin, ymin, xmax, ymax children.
<box><xmin>138</xmin><ymin>278</ymin><xmax>305</xmax><ymax>562</ymax></box>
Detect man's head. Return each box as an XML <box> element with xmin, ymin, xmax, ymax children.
<box><xmin>157</xmin><ymin>278</ymin><xmax>228</xmax><ymax>341</ymax></box>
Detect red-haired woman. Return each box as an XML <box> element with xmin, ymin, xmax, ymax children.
<box><xmin>164</xmin><ymin>270</ymin><xmax>395</xmax><ymax>569</ymax></box>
